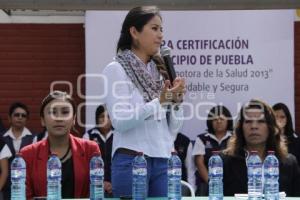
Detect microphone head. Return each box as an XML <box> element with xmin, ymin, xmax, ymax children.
<box><xmin>160</xmin><ymin>46</ymin><xmax>171</xmax><ymax>57</ymax></box>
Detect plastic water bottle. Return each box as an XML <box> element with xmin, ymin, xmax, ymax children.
<box><xmin>247</xmin><ymin>151</ymin><xmax>262</xmax><ymax>200</ymax></box>
<box><xmin>208</xmin><ymin>151</ymin><xmax>223</xmax><ymax>200</ymax></box>
<box><xmin>132</xmin><ymin>152</ymin><xmax>147</xmax><ymax>200</ymax></box>
<box><xmin>90</xmin><ymin>153</ymin><xmax>104</xmax><ymax>200</ymax></box>
<box><xmin>167</xmin><ymin>152</ymin><xmax>182</xmax><ymax>200</ymax></box>
<box><xmin>263</xmin><ymin>151</ymin><xmax>279</xmax><ymax>200</ymax></box>
<box><xmin>47</xmin><ymin>154</ymin><xmax>62</xmax><ymax>200</ymax></box>
<box><xmin>11</xmin><ymin>154</ymin><xmax>26</xmax><ymax>200</ymax></box>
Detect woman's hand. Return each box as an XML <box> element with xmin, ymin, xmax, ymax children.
<box><xmin>104</xmin><ymin>181</ymin><xmax>112</xmax><ymax>194</ymax></box>
<box><xmin>171</xmin><ymin>77</ymin><xmax>186</xmax><ymax>103</ymax></box>
<box><xmin>159</xmin><ymin>80</ymin><xmax>172</xmax><ymax>104</ymax></box>
<box><xmin>159</xmin><ymin>77</ymin><xmax>186</xmax><ymax>104</ymax></box>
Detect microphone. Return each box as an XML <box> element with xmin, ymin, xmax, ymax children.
<box><xmin>160</xmin><ymin>46</ymin><xmax>176</xmax><ymax>83</ymax></box>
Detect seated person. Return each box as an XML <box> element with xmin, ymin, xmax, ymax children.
<box><xmin>83</xmin><ymin>104</ymin><xmax>113</xmax><ymax>196</ymax></box>
<box><xmin>2</xmin><ymin>102</ymin><xmax>36</xmax><ymax>199</ymax></box>
<box><xmin>192</xmin><ymin>105</ymin><xmax>233</xmax><ymax>195</ymax></box>
<box><xmin>20</xmin><ymin>91</ymin><xmax>100</xmax><ymax>199</ymax></box>
<box><xmin>273</xmin><ymin>102</ymin><xmax>300</xmax><ymax>166</ymax></box>
<box><xmin>2</xmin><ymin>102</ymin><xmax>36</xmax><ymax>157</ymax></box>
<box><xmin>222</xmin><ymin>99</ymin><xmax>300</xmax><ymax>197</ymax></box>
<box><xmin>174</xmin><ymin>132</ymin><xmax>196</xmax><ymax>190</ymax></box>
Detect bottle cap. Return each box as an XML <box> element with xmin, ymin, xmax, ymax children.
<box><xmin>15</xmin><ymin>153</ymin><xmax>21</xmax><ymax>157</ymax></box>
<box><xmin>50</xmin><ymin>152</ymin><xmax>58</xmax><ymax>157</ymax></box>
<box><xmin>267</xmin><ymin>150</ymin><xmax>275</xmax><ymax>154</ymax></box>
<box><xmin>137</xmin><ymin>152</ymin><xmax>144</xmax><ymax>156</ymax></box>
<box><xmin>171</xmin><ymin>151</ymin><xmax>178</xmax><ymax>155</ymax></box>
<box><xmin>212</xmin><ymin>150</ymin><xmax>220</xmax><ymax>154</ymax></box>
<box><xmin>250</xmin><ymin>150</ymin><xmax>258</xmax><ymax>154</ymax></box>
<box><xmin>92</xmin><ymin>152</ymin><xmax>101</xmax><ymax>157</ymax></box>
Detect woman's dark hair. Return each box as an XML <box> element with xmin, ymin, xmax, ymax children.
<box><xmin>206</xmin><ymin>105</ymin><xmax>233</xmax><ymax>134</ymax></box>
<box><xmin>9</xmin><ymin>102</ymin><xmax>29</xmax><ymax>117</ymax></box>
<box><xmin>273</xmin><ymin>102</ymin><xmax>294</xmax><ymax>137</ymax></box>
<box><xmin>224</xmin><ymin>99</ymin><xmax>287</xmax><ymax>161</ymax></box>
<box><xmin>116</xmin><ymin>6</ymin><xmax>161</xmax><ymax>52</ymax></box>
<box><xmin>40</xmin><ymin>90</ymin><xmax>76</xmax><ymax>117</ymax></box>
<box><xmin>95</xmin><ymin>104</ymin><xmax>106</xmax><ymax>124</ymax></box>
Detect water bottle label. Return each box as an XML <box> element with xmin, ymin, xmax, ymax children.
<box><xmin>168</xmin><ymin>168</ymin><xmax>181</xmax><ymax>176</ymax></box>
<box><xmin>209</xmin><ymin>166</ymin><xmax>223</xmax><ymax>175</ymax></box>
<box><xmin>90</xmin><ymin>168</ymin><xmax>104</xmax><ymax>176</ymax></box>
<box><xmin>171</xmin><ymin>168</ymin><xmax>181</xmax><ymax>176</ymax></box>
<box><xmin>248</xmin><ymin>166</ymin><xmax>262</xmax><ymax>175</ymax></box>
<box><xmin>11</xmin><ymin>169</ymin><xmax>22</xmax><ymax>178</ymax></box>
<box><xmin>264</xmin><ymin>167</ymin><xmax>279</xmax><ymax>176</ymax></box>
<box><xmin>133</xmin><ymin>167</ymin><xmax>147</xmax><ymax>175</ymax></box>
<box><xmin>48</xmin><ymin>168</ymin><xmax>61</xmax><ymax>177</ymax></box>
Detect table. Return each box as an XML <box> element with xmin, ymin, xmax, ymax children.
<box><xmin>63</xmin><ymin>197</ymin><xmax>299</xmax><ymax>200</ymax></box>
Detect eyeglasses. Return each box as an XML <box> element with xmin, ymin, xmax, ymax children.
<box><xmin>13</xmin><ymin>113</ymin><xmax>27</xmax><ymax>118</ymax></box>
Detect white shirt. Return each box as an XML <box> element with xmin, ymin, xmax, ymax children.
<box><xmin>102</xmin><ymin>61</ymin><xmax>184</xmax><ymax>158</ymax></box>
<box><xmin>0</xmin><ymin>145</ymin><xmax>12</xmax><ymax>159</ymax></box>
<box><xmin>3</xmin><ymin>127</ymin><xmax>36</xmax><ymax>153</ymax></box>
<box><xmin>192</xmin><ymin>131</ymin><xmax>232</xmax><ymax>156</ymax></box>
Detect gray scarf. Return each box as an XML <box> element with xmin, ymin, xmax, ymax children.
<box><xmin>116</xmin><ymin>50</ymin><xmax>162</xmax><ymax>102</ymax></box>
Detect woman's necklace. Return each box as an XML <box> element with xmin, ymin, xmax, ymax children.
<box><xmin>59</xmin><ymin>145</ymin><xmax>71</xmax><ymax>162</ymax></box>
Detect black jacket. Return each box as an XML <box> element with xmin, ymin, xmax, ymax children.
<box><xmin>286</xmin><ymin>134</ymin><xmax>300</xmax><ymax>166</ymax></box>
<box><xmin>85</xmin><ymin>127</ymin><xmax>113</xmax><ymax>182</ymax></box>
<box><xmin>174</xmin><ymin>133</ymin><xmax>190</xmax><ymax>181</ymax></box>
<box><xmin>0</xmin><ymin>119</ymin><xmax>5</xmax><ymax>135</ymax></box>
<box><xmin>221</xmin><ymin>152</ymin><xmax>300</xmax><ymax>197</ymax></box>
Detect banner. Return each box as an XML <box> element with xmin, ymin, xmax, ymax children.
<box><xmin>85</xmin><ymin>10</ymin><xmax>294</xmax><ymax>139</ymax></box>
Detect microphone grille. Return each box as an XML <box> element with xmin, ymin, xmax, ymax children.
<box><xmin>160</xmin><ymin>46</ymin><xmax>171</xmax><ymax>57</ymax></box>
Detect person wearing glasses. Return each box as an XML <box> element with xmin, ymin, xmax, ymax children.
<box><xmin>1</xmin><ymin>102</ymin><xmax>36</xmax><ymax>199</ymax></box>
<box><xmin>2</xmin><ymin>102</ymin><xmax>36</xmax><ymax>156</ymax></box>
